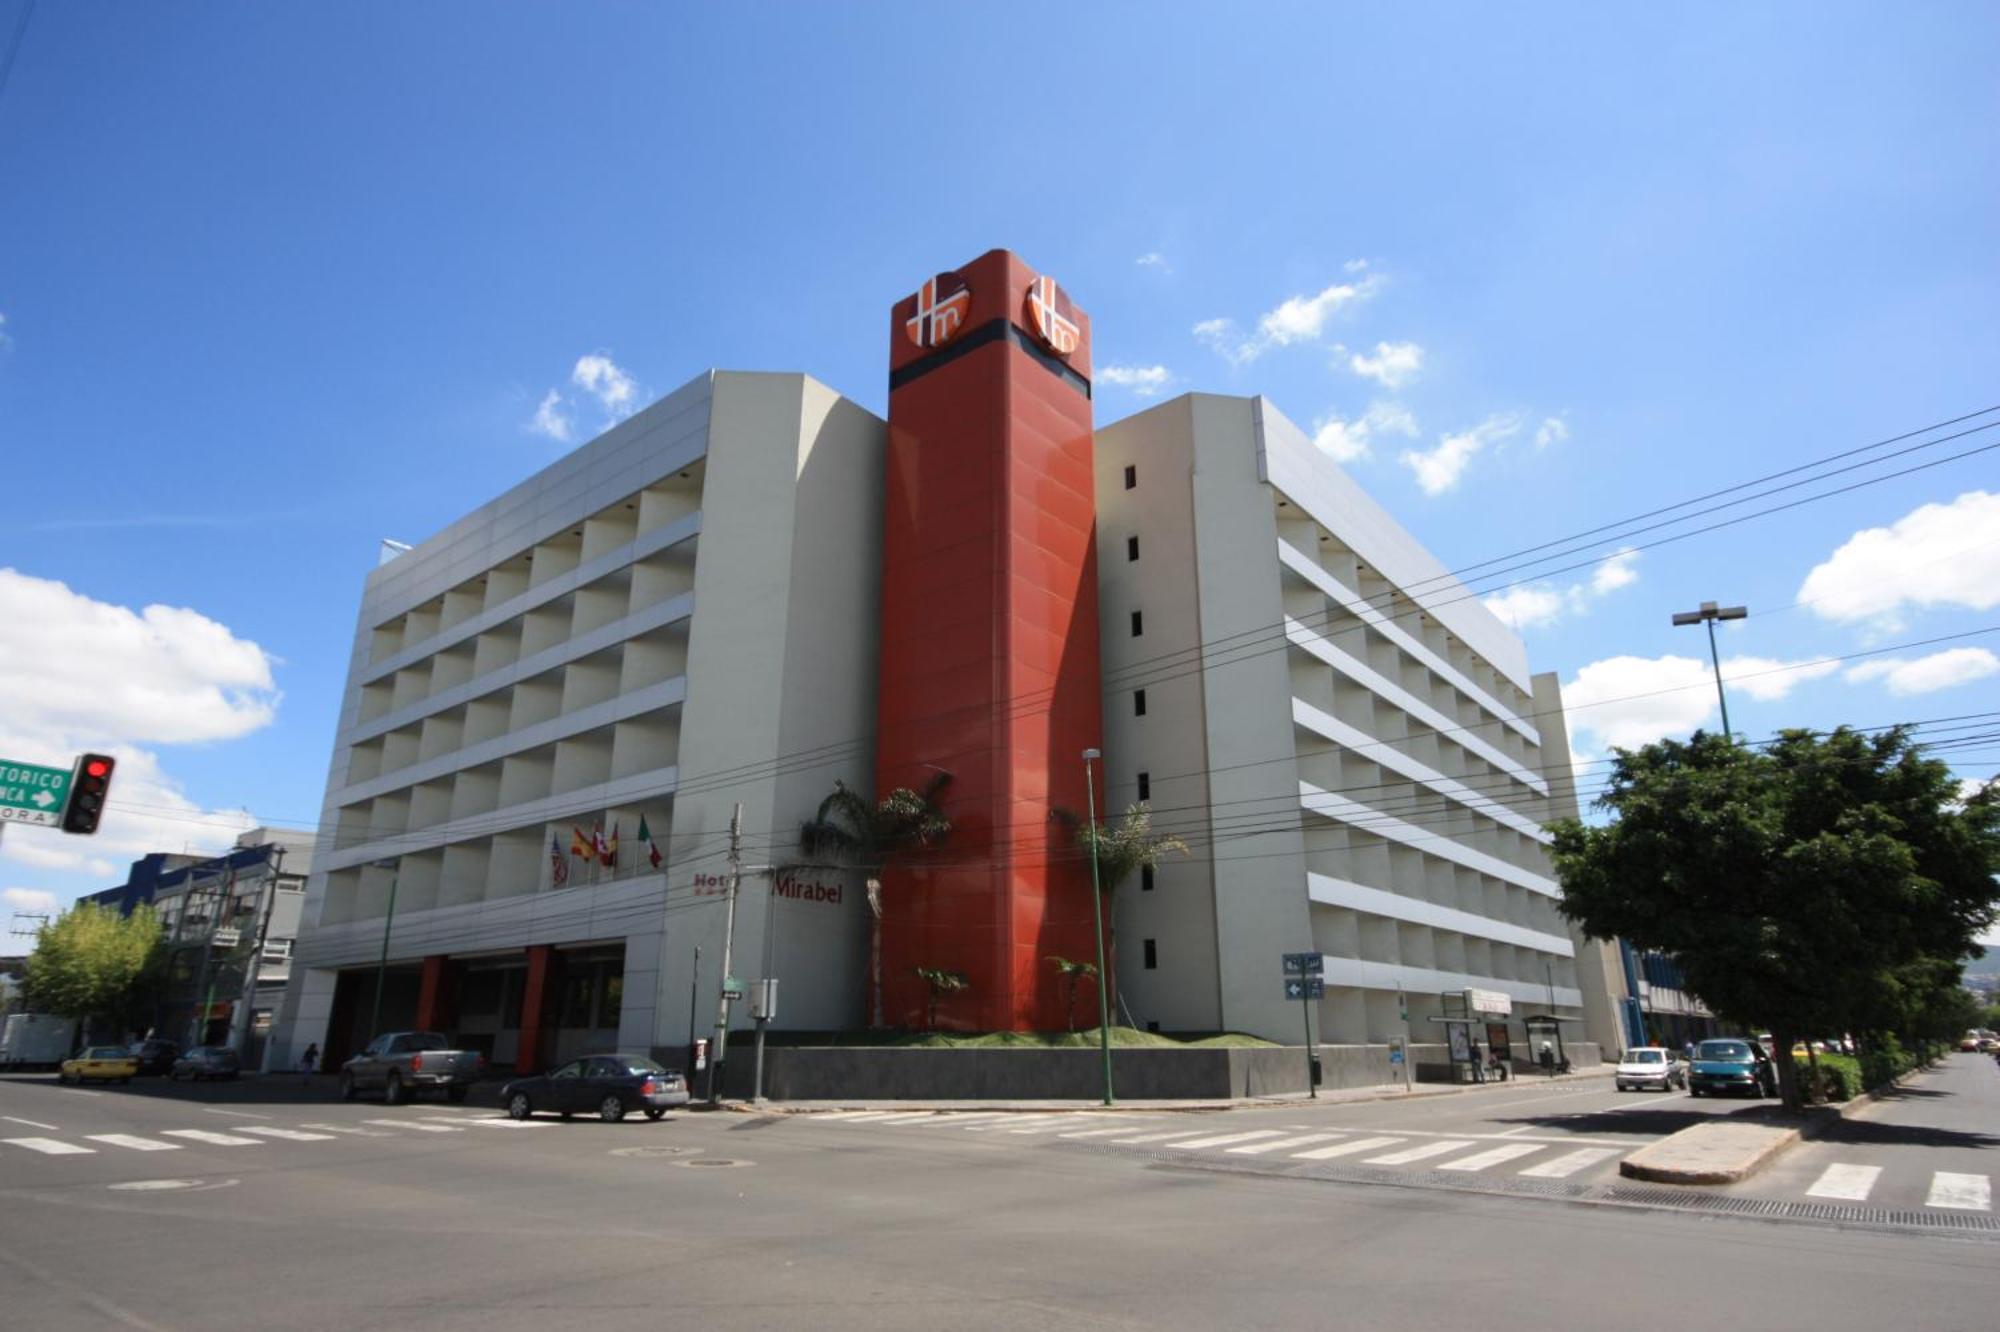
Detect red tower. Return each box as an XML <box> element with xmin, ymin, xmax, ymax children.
<box><xmin>875</xmin><ymin>249</ymin><xmax>1104</xmax><ymax>1031</ymax></box>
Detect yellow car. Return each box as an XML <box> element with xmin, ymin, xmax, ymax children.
<box><xmin>59</xmin><ymin>1046</ymin><xmax>139</xmax><ymax>1085</ymax></box>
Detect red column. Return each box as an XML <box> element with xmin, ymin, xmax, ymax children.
<box><xmin>877</xmin><ymin>250</ymin><xmax>1104</xmax><ymax>1032</ymax></box>
<box><xmin>413</xmin><ymin>954</ymin><xmax>450</xmax><ymax>1032</ymax></box>
<box><xmin>516</xmin><ymin>945</ymin><xmax>554</xmax><ymax>1075</ymax></box>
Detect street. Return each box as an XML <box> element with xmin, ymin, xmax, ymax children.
<box><xmin>3</xmin><ymin>1062</ymin><xmax>1996</xmax><ymax>1330</ymax></box>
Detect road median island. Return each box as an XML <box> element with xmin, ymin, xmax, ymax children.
<box><xmin>1619</xmin><ymin>1119</ymin><xmax>1802</xmax><ymax>1185</ymax></box>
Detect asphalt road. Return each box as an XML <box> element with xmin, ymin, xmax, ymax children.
<box><xmin>2</xmin><ymin>1070</ymin><xmax>1994</xmax><ymax>1331</ymax></box>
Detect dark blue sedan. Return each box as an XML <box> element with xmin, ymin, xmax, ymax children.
<box><xmin>501</xmin><ymin>1054</ymin><xmax>689</xmax><ymax>1123</ymax></box>
<box><xmin>1687</xmin><ymin>1039</ymin><xmax>1773</xmax><ymax>1097</ymax></box>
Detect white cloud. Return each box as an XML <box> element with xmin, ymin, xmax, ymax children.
<box><xmin>1799</xmin><ymin>491</ymin><xmax>2000</xmax><ymax>630</ymax></box>
<box><xmin>1194</xmin><ymin>272</ymin><xmax>1377</xmax><ymax>364</ymax></box>
<box><xmin>526</xmin><ymin>389</ymin><xmax>573</xmax><ymax>443</ymax></box>
<box><xmin>1718</xmin><ymin>655</ymin><xmax>1841</xmax><ymax>702</ymax></box>
<box><xmin>1400</xmin><ymin>414</ymin><xmax>1520</xmax><ymax>496</ymax></box>
<box><xmin>1098</xmin><ymin>364</ymin><xmax>1173</xmax><ymax>397</ymax></box>
<box><xmin>1483</xmin><ymin>548</ymin><xmax>1642</xmax><ymax>631</ymax></box>
<box><xmin>3</xmin><ymin>887</ymin><xmax>58</xmax><ymax>915</ymax></box>
<box><xmin>0</xmin><ymin>311</ymin><xmax>11</xmax><ymax>350</ymax></box>
<box><xmin>0</xmin><ymin>570</ymin><xmax>278</xmax><ymax>753</ymax></box>
<box><xmin>1343</xmin><ymin>259</ymin><xmax>1371</xmax><ymax>274</ymax></box>
<box><xmin>1534</xmin><ymin>416</ymin><xmax>1569</xmax><ymax>449</ymax></box>
<box><xmin>1310</xmin><ymin>401</ymin><xmax>1418</xmax><ymax>463</ymax></box>
<box><xmin>1562</xmin><ymin>654</ymin><xmax>1718</xmax><ymax>755</ymax></box>
<box><xmin>1136</xmin><ymin>252</ymin><xmax>1171</xmax><ymax>272</ymax></box>
<box><xmin>572</xmin><ymin>353</ymin><xmax>639</xmax><ymax>420</ymax></box>
<box><xmin>1845</xmin><ymin>647</ymin><xmax>2000</xmax><ymax>696</ymax></box>
<box><xmin>1347</xmin><ymin>341</ymin><xmax>1423</xmax><ymax>389</ymax></box>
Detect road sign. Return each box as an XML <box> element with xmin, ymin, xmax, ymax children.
<box><xmin>1284</xmin><ymin>976</ymin><xmax>1324</xmax><ymax>1001</ymax></box>
<box><xmin>721</xmin><ymin>977</ymin><xmax>745</xmax><ymax>1001</ymax></box>
<box><xmin>1282</xmin><ymin>952</ymin><xmax>1324</xmax><ymax>977</ymax></box>
<box><xmin>1465</xmin><ymin>987</ymin><xmax>1513</xmax><ymax>1016</ymax></box>
<box><xmin>1388</xmin><ymin>1038</ymin><xmax>1406</xmax><ymax>1065</ymax></box>
<box><xmin>0</xmin><ymin>758</ymin><xmax>71</xmax><ymax>828</ymax></box>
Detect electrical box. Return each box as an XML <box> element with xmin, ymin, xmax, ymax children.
<box><xmin>750</xmin><ymin>978</ymin><xmax>778</xmax><ymax>1022</ymax></box>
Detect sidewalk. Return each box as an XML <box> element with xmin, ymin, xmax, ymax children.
<box><xmin>715</xmin><ymin>1064</ymin><xmax>1614</xmax><ymax>1114</ymax></box>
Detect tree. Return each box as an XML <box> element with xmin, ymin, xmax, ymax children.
<box><xmin>913</xmin><ymin>967</ymin><xmax>968</xmax><ymax>1031</ymax></box>
<box><xmin>1549</xmin><ymin>727</ymin><xmax>2000</xmax><ymax>1111</ymax></box>
<box><xmin>1050</xmin><ymin>802</ymin><xmax>1189</xmax><ymax>1010</ymax></box>
<box><xmin>796</xmin><ymin>771</ymin><xmax>952</xmax><ymax>1028</ymax></box>
<box><xmin>1045</xmin><ymin>955</ymin><xmax>1098</xmax><ymax>1032</ymax></box>
<box><xmin>19</xmin><ymin>903</ymin><xmax>166</xmax><ymax>1039</ymax></box>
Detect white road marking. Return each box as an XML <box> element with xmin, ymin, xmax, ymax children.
<box><xmin>203</xmin><ymin>1108</ymin><xmax>273</xmax><ymax>1120</ymax></box>
<box><xmin>297</xmin><ymin>1123</ymin><xmax>395</xmax><ymax>1137</ymax></box>
<box><xmin>1168</xmin><ymin>1130</ymin><xmax>1295</xmax><ymax>1152</ymax></box>
<box><xmin>1227</xmin><ymin>1133</ymin><xmax>1347</xmax><ymax>1156</ymax></box>
<box><xmin>1009</xmin><ymin>1117</ymin><xmax>1143</xmax><ymax>1135</ymax></box>
<box><xmin>964</xmin><ymin>1115</ymin><xmax>1064</xmax><ymax>1131</ymax></box>
<box><xmin>1292</xmin><ymin>1135</ymin><xmax>1404</xmax><ymax>1161</ymax></box>
<box><xmin>1518</xmin><ymin>1147</ymin><xmax>1621</xmax><ymax>1179</ymax></box>
<box><xmin>365</xmin><ymin>1119</ymin><xmax>460</xmax><ymax>1133</ymax></box>
<box><xmin>5</xmin><ymin>1137</ymin><xmax>94</xmax><ymax>1155</ymax></box>
<box><xmin>239</xmin><ymin>1127</ymin><xmax>336</xmax><ymax>1142</ymax></box>
<box><xmin>1365</xmin><ymin>1139</ymin><xmax>1475</xmax><ymax>1166</ymax></box>
<box><xmin>55</xmin><ymin>1087</ymin><xmax>102</xmax><ymax>1097</ymax></box>
<box><xmin>1057</xmin><ymin>1125</ymin><xmax>1149</xmax><ymax>1139</ymax></box>
<box><xmin>3</xmin><ymin>1115</ymin><xmax>60</xmax><ymax>1131</ymax></box>
<box><xmin>870</xmin><ymin>1112</ymin><xmax>958</xmax><ymax>1124</ymax></box>
<box><xmin>1106</xmin><ymin>1129</ymin><xmax>1215</xmax><ymax>1145</ymax></box>
<box><xmin>816</xmin><ymin>1110</ymin><xmax>897</xmax><ymax>1121</ymax></box>
<box><xmin>86</xmin><ymin>1134</ymin><xmax>182</xmax><ymax>1152</ymax></box>
<box><xmin>436</xmin><ymin>1117</ymin><xmax>548</xmax><ymax>1128</ymax></box>
<box><xmin>161</xmin><ymin>1129</ymin><xmax>263</xmax><ymax>1146</ymax></box>
<box><xmin>1926</xmin><ymin>1172</ymin><xmax>1991</xmax><ymax>1211</ymax></box>
<box><xmin>1806</xmin><ymin>1163</ymin><xmax>1882</xmax><ymax>1201</ymax></box>
<box><xmin>823</xmin><ymin>1111</ymin><xmax>908</xmax><ymax>1122</ymax></box>
<box><xmin>903</xmin><ymin>1113</ymin><xmax>1014</xmax><ymax>1128</ymax></box>
<box><xmin>1494</xmin><ymin>1126</ymin><xmax>1533</xmax><ymax>1137</ymax></box>
<box><xmin>1437</xmin><ymin>1142</ymin><xmax>1544</xmax><ymax>1172</ymax></box>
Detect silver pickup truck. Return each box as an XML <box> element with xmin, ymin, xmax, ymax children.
<box><xmin>339</xmin><ymin>1032</ymin><xmax>486</xmax><ymax>1105</ymax></box>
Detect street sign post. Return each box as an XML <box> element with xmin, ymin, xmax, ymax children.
<box><xmin>722</xmin><ymin>977</ymin><xmax>746</xmax><ymax>1001</ymax></box>
<box><xmin>1282</xmin><ymin>952</ymin><xmax>1324</xmax><ymax>977</ymax></box>
<box><xmin>1283</xmin><ymin>971</ymin><xmax>1325</xmax><ymax>1098</ymax></box>
<box><xmin>1282</xmin><ymin>976</ymin><xmax>1324</xmax><ymax>1001</ymax></box>
<box><xmin>0</xmin><ymin>758</ymin><xmax>71</xmax><ymax>828</ymax></box>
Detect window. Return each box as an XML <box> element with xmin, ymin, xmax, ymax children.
<box><xmin>1133</xmin><ymin>689</ymin><xmax>1147</xmax><ymax>717</ymax></box>
<box><xmin>1141</xmin><ymin>864</ymin><xmax>1155</xmax><ymax>893</ymax></box>
<box><xmin>1123</xmin><ymin>464</ymin><xmax>1137</xmax><ymax>490</ymax></box>
<box><xmin>1143</xmin><ymin>939</ymin><xmax>1158</xmax><ymax>969</ymax></box>
<box><xmin>1126</xmin><ymin>535</ymin><xmax>1140</xmax><ymax>562</ymax></box>
<box><xmin>1130</xmin><ymin>610</ymin><xmax>1143</xmax><ymax>638</ymax></box>
<box><xmin>1136</xmin><ymin>771</ymin><xmax>1150</xmax><ymax>800</ymax></box>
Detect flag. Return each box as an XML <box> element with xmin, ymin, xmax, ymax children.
<box><xmin>639</xmin><ymin>815</ymin><xmax>663</xmax><ymax>870</ymax></box>
<box><xmin>549</xmin><ymin>832</ymin><xmax>568</xmax><ymax>887</ymax></box>
<box><xmin>602</xmin><ymin>821</ymin><xmax>620</xmax><ymax>869</ymax></box>
<box><xmin>592</xmin><ymin>823</ymin><xmax>610</xmax><ymax>868</ymax></box>
<box><xmin>570</xmin><ymin>826</ymin><xmax>591</xmax><ymax>861</ymax></box>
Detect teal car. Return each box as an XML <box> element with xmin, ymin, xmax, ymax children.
<box><xmin>1687</xmin><ymin>1038</ymin><xmax>1773</xmax><ymax>1098</ymax></box>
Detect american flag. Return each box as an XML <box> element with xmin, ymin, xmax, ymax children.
<box><xmin>549</xmin><ymin>832</ymin><xmax>568</xmax><ymax>887</ymax></box>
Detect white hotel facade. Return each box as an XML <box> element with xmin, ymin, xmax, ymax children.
<box><xmin>276</xmin><ymin>372</ymin><xmax>1623</xmax><ymax>1073</ymax></box>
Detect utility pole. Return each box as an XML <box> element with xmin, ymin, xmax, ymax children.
<box><xmin>705</xmin><ymin>803</ymin><xmax>743</xmax><ymax>1105</ymax></box>
<box><xmin>1671</xmin><ymin>601</ymin><xmax>1748</xmax><ymax>738</ymax></box>
<box><xmin>1081</xmin><ymin>749</ymin><xmax>1114</xmax><ymax>1107</ymax></box>
<box><xmin>367</xmin><ymin>860</ymin><xmax>401</xmax><ymax>1041</ymax></box>
<box><xmin>685</xmin><ymin>943</ymin><xmax>701</xmax><ymax>1079</ymax></box>
<box><xmin>236</xmin><ymin>844</ymin><xmax>286</xmax><ymax>1068</ymax></box>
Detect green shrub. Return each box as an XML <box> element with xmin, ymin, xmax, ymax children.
<box><xmin>1791</xmin><ymin>1053</ymin><xmax>1863</xmax><ymax>1102</ymax></box>
<box><xmin>1857</xmin><ymin>1034</ymin><xmax>1915</xmax><ymax>1089</ymax></box>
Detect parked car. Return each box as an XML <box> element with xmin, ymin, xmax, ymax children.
<box><xmin>59</xmin><ymin>1046</ymin><xmax>139</xmax><ymax>1084</ymax></box>
<box><xmin>501</xmin><ymin>1054</ymin><xmax>689</xmax><ymax>1123</ymax></box>
<box><xmin>340</xmin><ymin>1032</ymin><xmax>486</xmax><ymax>1105</ymax></box>
<box><xmin>171</xmin><ymin>1046</ymin><xmax>242</xmax><ymax>1081</ymax></box>
<box><xmin>129</xmin><ymin>1039</ymin><xmax>181</xmax><ymax>1076</ymax></box>
<box><xmin>1614</xmin><ymin>1046</ymin><xmax>1686</xmax><ymax>1092</ymax></box>
<box><xmin>1687</xmin><ymin>1038</ymin><xmax>1773</xmax><ymax>1097</ymax></box>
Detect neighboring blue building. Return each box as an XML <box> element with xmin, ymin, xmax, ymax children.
<box><xmin>83</xmin><ymin>852</ymin><xmax>203</xmax><ymax>917</ymax></box>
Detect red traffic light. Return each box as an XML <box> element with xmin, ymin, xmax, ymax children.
<box><xmin>85</xmin><ymin>759</ymin><xmax>111</xmax><ymax>779</ymax></box>
<box><xmin>62</xmin><ymin>753</ymin><xmax>116</xmax><ymax>835</ymax></box>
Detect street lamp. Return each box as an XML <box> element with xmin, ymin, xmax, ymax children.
<box><xmin>1671</xmin><ymin>601</ymin><xmax>1748</xmax><ymax>738</ymax></box>
<box><xmin>1081</xmin><ymin>747</ymin><xmax>1114</xmax><ymax>1107</ymax></box>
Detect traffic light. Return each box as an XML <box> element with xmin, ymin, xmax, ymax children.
<box><xmin>61</xmin><ymin>753</ymin><xmax>115</xmax><ymax>835</ymax></box>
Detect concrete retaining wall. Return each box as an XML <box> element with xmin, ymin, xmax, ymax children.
<box><xmin>717</xmin><ymin>1043</ymin><xmax>1405</xmax><ymax>1101</ymax></box>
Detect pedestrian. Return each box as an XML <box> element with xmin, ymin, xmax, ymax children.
<box><xmin>299</xmin><ymin>1043</ymin><xmax>319</xmax><ymax>1084</ymax></box>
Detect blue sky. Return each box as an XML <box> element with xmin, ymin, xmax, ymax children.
<box><xmin>2</xmin><ymin>3</ymin><xmax>1996</xmax><ymax>933</ymax></box>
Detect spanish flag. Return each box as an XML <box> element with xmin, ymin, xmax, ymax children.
<box><xmin>570</xmin><ymin>826</ymin><xmax>592</xmax><ymax>861</ymax></box>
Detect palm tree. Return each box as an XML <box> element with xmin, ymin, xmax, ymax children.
<box><xmin>796</xmin><ymin>771</ymin><xmax>952</xmax><ymax>1028</ymax></box>
<box><xmin>913</xmin><ymin>967</ymin><xmax>969</xmax><ymax>1031</ymax></box>
<box><xmin>1050</xmin><ymin>802</ymin><xmax>1189</xmax><ymax>1010</ymax></box>
<box><xmin>1046</xmin><ymin>955</ymin><xmax>1098</xmax><ymax>1032</ymax></box>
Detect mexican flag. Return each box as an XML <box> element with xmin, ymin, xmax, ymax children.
<box><xmin>639</xmin><ymin>815</ymin><xmax>663</xmax><ymax>869</ymax></box>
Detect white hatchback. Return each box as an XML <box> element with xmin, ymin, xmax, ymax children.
<box><xmin>1614</xmin><ymin>1046</ymin><xmax>1686</xmax><ymax>1092</ymax></box>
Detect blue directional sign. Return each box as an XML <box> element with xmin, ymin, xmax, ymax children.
<box><xmin>1282</xmin><ymin>952</ymin><xmax>1324</xmax><ymax>977</ymax></box>
<box><xmin>1284</xmin><ymin>976</ymin><xmax>1325</xmax><ymax>1001</ymax></box>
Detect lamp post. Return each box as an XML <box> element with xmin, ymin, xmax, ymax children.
<box><xmin>1081</xmin><ymin>748</ymin><xmax>1114</xmax><ymax>1107</ymax></box>
<box><xmin>1671</xmin><ymin>601</ymin><xmax>1747</xmax><ymax>738</ymax></box>
<box><xmin>367</xmin><ymin>859</ymin><xmax>401</xmax><ymax>1041</ymax></box>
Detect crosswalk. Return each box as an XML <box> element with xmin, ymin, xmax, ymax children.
<box><xmin>0</xmin><ymin>1112</ymin><xmax>540</xmax><ymax>1161</ymax></box>
<box><xmin>809</xmin><ymin>1111</ymin><xmax>2000</xmax><ymax>1209</ymax></box>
